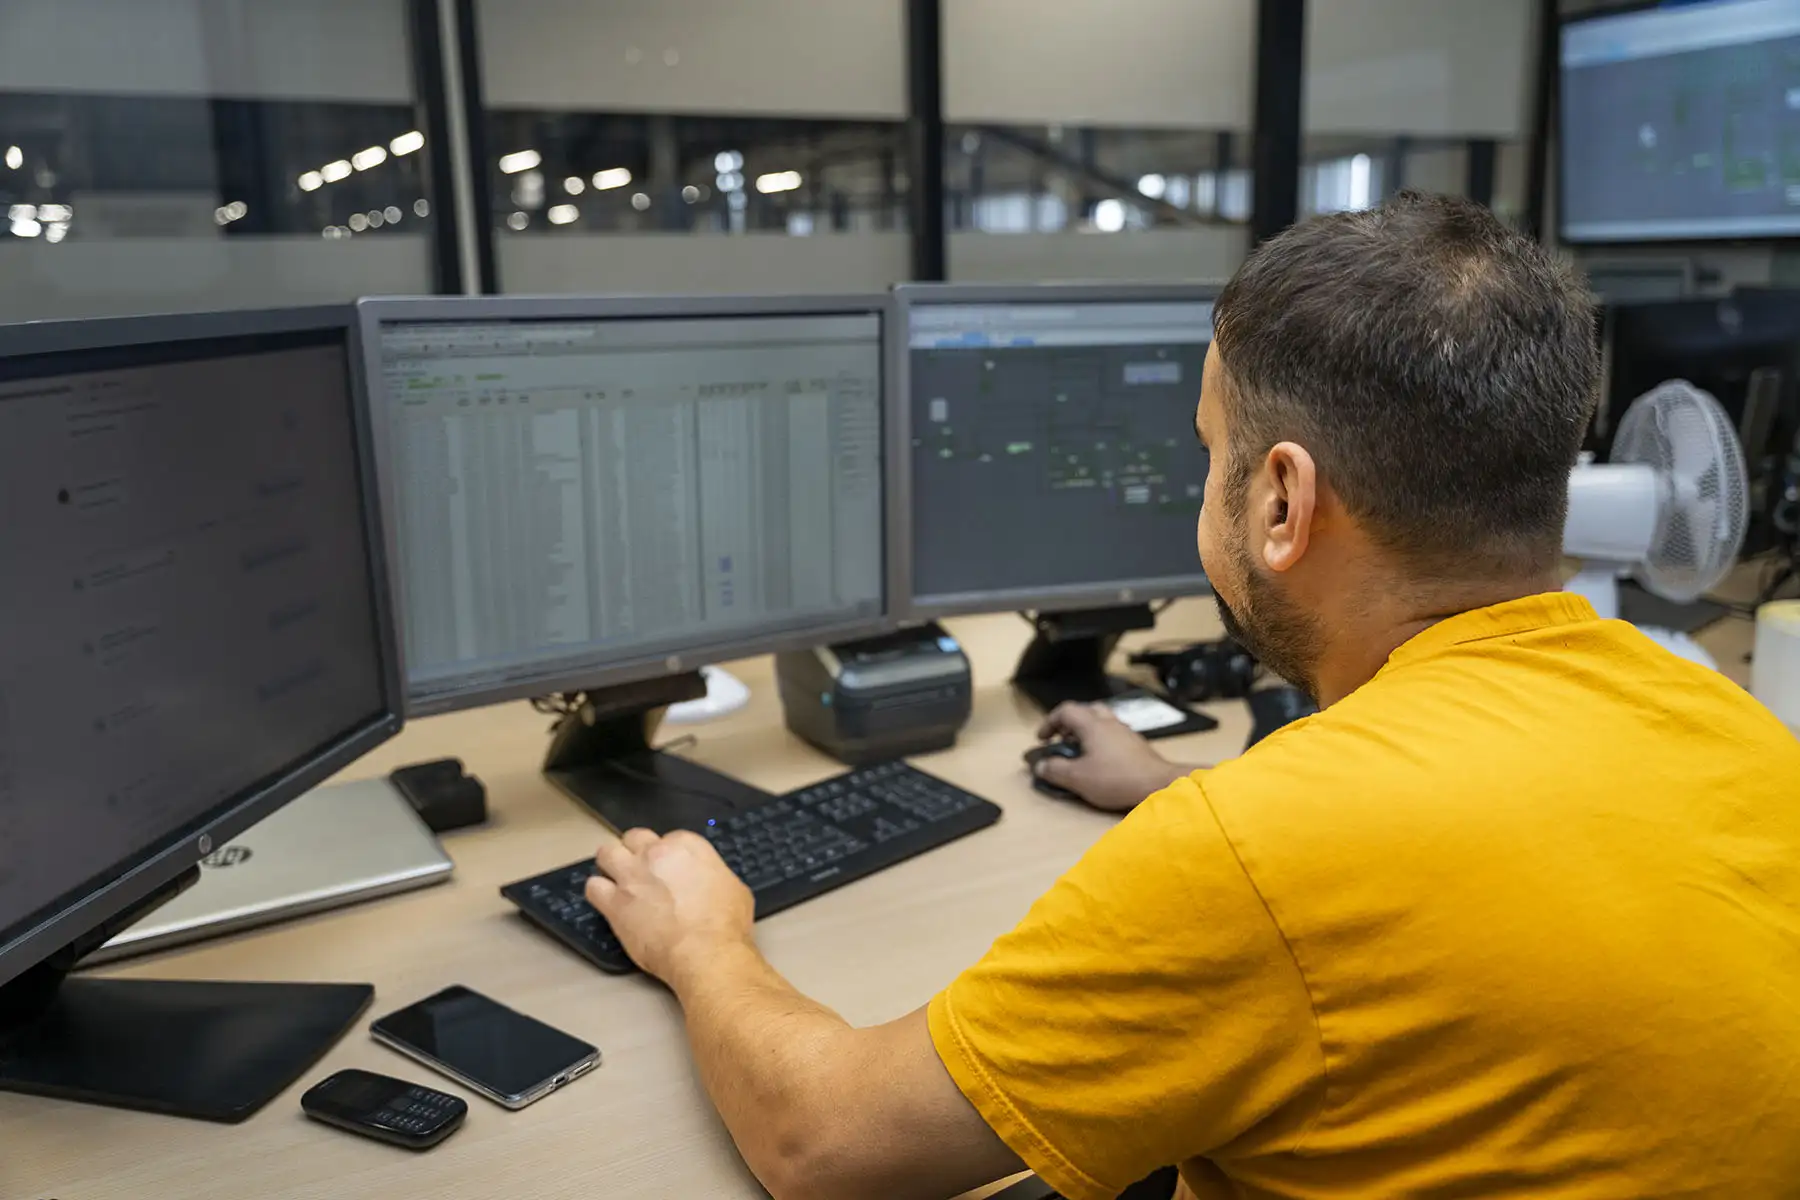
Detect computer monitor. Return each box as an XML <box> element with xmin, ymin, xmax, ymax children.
<box><xmin>895</xmin><ymin>283</ymin><xmax>1216</xmax><ymax>617</ymax></box>
<box><xmin>0</xmin><ymin>308</ymin><xmax>404</xmax><ymax>1118</ymax></box>
<box><xmin>893</xmin><ymin>283</ymin><xmax>1218</xmax><ymax>726</ymax></box>
<box><xmin>1561</xmin><ymin>0</ymin><xmax>1800</xmax><ymax>245</ymax></box>
<box><xmin>1606</xmin><ymin>290</ymin><xmax>1800</xmax><ymax>555</ymax></box>
<box><xmin>356</xmin><ymin>294</ymin><xmax>892</xmax><ymax>718</ymax></box>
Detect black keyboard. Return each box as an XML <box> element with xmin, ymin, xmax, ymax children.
<box><xmin>500</xmin><ymin>761</ymin><xmax>1002</xmax><ymax>974</ymax></box>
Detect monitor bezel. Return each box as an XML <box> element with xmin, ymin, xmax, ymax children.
<box><xmin>0</xmin><ymin>306</ymin><xmax>405</xmax><ymax>991</ymax></box>
<box><xmin>890</xmin><ymin>281</ymin><xmax>1219</xmax><ymax>621</ymax></box>
<box><xmin>354</xmin><ymin>293</ymin><xmax>897</xmax><ymax>717</ymax></box>
<box><xmin>1556</xmin><ymin>0</ymin><xmax>1800</xmax><ymax>248</ymax></box>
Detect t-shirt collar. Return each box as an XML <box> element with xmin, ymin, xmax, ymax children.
<box><xmin>1384</xmin><ymin>591</ymin><xmax>1599</xmax><ymax>669</ymax></box>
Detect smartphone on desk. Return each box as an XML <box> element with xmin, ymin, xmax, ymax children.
<box><xmin>370</xmin><ymin>984</ymin><xmax>600</xmax><ymax>1110</ymax></box>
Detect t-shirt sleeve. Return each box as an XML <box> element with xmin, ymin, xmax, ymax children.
<box><xmin>927</xmin><ymin>774</ymin><xmax>1324</xmax><ymax>1200</ymax></box>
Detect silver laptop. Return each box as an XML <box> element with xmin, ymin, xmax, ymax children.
<box><xmin>89</xmin><ymin>777</ymin><xmax>455</xmax><ymax>964</ymax></box>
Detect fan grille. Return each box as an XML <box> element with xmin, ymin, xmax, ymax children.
<box><xmin>1611</xmin><ymin>380</ymin><xmax>1749</xmax><ymax>602</ymax></box>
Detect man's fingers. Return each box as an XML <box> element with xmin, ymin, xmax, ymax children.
<box><xmin>1037</xmin><ymin>701</ymin><xmax>1093</xmax><ymax>741</ymax></box>
<box><xmin>620</xmin><ymin>826</ymin><xmax>661</xmax><ymax>853</ymax></box>
<box><xmin>584</xmin><ymin>873</ymin><xmax>618</xmax><ymax>912</ymax></box>
<box><xmin>594</xmin><ymin>839</ymin><xmax>638</xmax><ymax>882</ymax></box>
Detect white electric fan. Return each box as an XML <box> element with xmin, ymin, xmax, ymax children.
<box><xmin>1563</xmin><ymin>380</ymin><xmax>1750</xmax><ymax>669</ymax></box>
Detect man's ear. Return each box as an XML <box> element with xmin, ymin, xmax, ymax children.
<box><xmin>1260</xmin><ymin>441</ymin><xmax>1317</xmax><ymax>573</ymax></box>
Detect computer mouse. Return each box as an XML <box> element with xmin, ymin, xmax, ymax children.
<box><xmin>1023</xmin><ymin>740</ymin><xmax>1084</xmax><ymax>802</ymax></box>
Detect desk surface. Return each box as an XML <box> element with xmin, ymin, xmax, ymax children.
<box><xmin>2</xmin><ymin>597</ymin><xmax>1757</xmax><ymax>1200</ymax></box>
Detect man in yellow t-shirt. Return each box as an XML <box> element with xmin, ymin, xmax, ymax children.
<box><xmin>582</xmin><ymin>193</ymin><xmax>1800</xmax><ymax>1199</ymax></box>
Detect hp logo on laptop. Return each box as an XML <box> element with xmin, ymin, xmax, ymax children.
<box><xmin>201</xmin><ymin>845</ymin><xmax>253</xmax><ymax>869</ymax></box>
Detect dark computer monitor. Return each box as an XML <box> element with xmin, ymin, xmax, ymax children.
<box><xmin>1560</xmin><ymin>0</ymin><xmax>1800</xmax><ymax>245</ymax></box>
<box><xmin>0</xmin><ymin>308</ymin><xmax>404</xmax><ymax>1119</ymax></box>
<box><xmin>893</xmin><ymin>283</ymin><xmax>1217</xmax><ymax>723</ymax></box>
<box><xmin>355</xmin><ymin>294</ymin><xmax>891</xmax><ymax>829</ymax></box>
<box><xmin>895</xmin><ymin>283</ymin><xmax>1216</xmax><ymax>616</ymax></box>
<box><xmin>1607</xmin><ymin>291</ymin><xmax>1800</xmax><ymax>443</ymax></box>
<box><xmin>356</xmin><ymin>294</ymin><xmax>891</xmax><ymax>717</ymax></box>
<box><xmin>1606</xmin><ymin>290</ymin><xmax>1800</xmax><ymax>553</ymax></box>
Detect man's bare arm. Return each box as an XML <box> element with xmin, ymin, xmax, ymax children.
<box><xmin>590</xmin><ymin>830</ymin><xmax>1023</xmax><ymax>1200</ymax></box>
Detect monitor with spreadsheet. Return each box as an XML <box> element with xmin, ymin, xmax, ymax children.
<box><xmin>893</xmin><ymin>283</ymin><xmax>1217</xmax><ymax>619</ymax></box>
<box><xmin>357</xmin><ymin>296</ymin><xmax>891</xmax><ymax>715</ymax></box>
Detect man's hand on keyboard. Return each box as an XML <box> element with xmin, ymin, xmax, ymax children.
<box><xmin>586</xmin><ymin>828</ymin><xmax>754</xmax><ymax>987</ymax></box>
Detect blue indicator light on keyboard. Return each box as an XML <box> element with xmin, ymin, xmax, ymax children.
<box><xmin>707</xmin><ymin>818</ymin><xmax>716</xmax><ymax>826</ymax></box>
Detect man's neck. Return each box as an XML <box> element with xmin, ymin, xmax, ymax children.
<box><xmin>1310</xmin><ymin>572</ymin><xmax>1560</xmax><ymax>707</ymax></box>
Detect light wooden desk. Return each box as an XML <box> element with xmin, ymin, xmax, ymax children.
<box><xmin>2</xmin><ymin>598</ymin><xmax>1757</xmax><ymax>1200</ymax></box>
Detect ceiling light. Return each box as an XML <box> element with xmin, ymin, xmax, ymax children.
<box><xmin>414</xmin><ymin>198</ymin><xmax>430</xmax><ymax>217</ymax></box>
<box><xmin>213</xmin><ymin>206</ymin><xmax>231</xmax><ymax>225</ymax></box>
<box><xmin>3</xmin><ymin>146</ymin><xmax>20</xmax><ymax>170</ymax></box>
<box><xmin>384</xmin><ymin>205</ymin><xmax>402</xmax><ymax>223</ymax></box>
<box><xmin>44</xmin><ymin>222</ymin><xmax>66</xmax><ymax>244</ymax></box>
<box><xmin>548</xmin><ymin>203</ymin><xmax>578</xmax><ymax>225</ymax></box>
<box><xmin>367</xmin><ymin>210</ymin><xmax>385</xmax><ymax>228</ymax></box>
<box><xmin>681</xmin><ymin>184</ymin><xmax>699</xmax><ymax>203</ymax></box>
<box><xmin>1137</xmin><ymin>173</ymin><xmax>1166</xmax><ymax>199</ymax></box>
<box><xmin>390</xmin><ymin>130</ymin><xmax>425</xmax><ymax>156</ymax></box>
<box><xmin>507</xmin><ymin>211</ymin><xmax>529</xmax><ymax>230</ymax></box>
<box><xmin>298</xmin><ymin>171</ymin><xmax>324</xmax><ymax>192</ymax></box>
<box><xmin>630</xmin><ymin>192</ymin><xmax>650</xmax><ymax>211</ymax></box>
<box><xmin>499</xmin><ymin>149</ymin><xmax>541</xmax><ymax>174</ymax></box>
<box><xmin>716</xmin><ymin>171</ymin><xmax>742</xmax><ymax>192</ymax></box>
<box><xmin>225</xmin><ymin>201</ymin><xmax>246</xmax><ymax>221</ymax></box>
<box><xmin>352</xmin><ymin>145</ymin><xmax>388</xmax><ymax>171</ymax></box>
<box><xmin>714</xmin><ymin>150</ymin><xmax>742</xmax><ymax>173</ymax></box>
<box><xmin>11</xmin><ymin>218</ymin><xmax>41</xmax><ymax>238</ymax></box>
<box><xmin>321</xmin><ymin>159</ymin><xmax>353</xmax><ymax>183</ymax></box>
<box><xmin>563</xmin><ymin>176</ymin><xmax>585</xmax><ymax>195</ymax></box>
<box><xmin>592</xmin><ymin>167</ymin><xmax>631</xmax><ymax>190</ymax></box>
<box><xmin>7</xmin><ymin>204</ymin><xmax>35</xmax><ymax>222</ymax></box>
<box><xmin>1093</xmin><ymin>198</ymin><xmax>1126</xmax><ymax>232</ymax></box>
<box><xmin>754</xmin><ymin>170</ymin><xmax>802</xmax><ymax>194</ymax></box>
<box><xmin>348</xmin><ymin>212</ymin><xmax>369</xmax><ymax>232</ymax></box>
<box><xmin>38</xmin><ymin>203</ymin><xmax>71</xmax><ymax>222</ymax></box>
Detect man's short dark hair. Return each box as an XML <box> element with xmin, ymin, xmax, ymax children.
<box><xmin>1211</xmin><ymin>190</ymin><xmax>1598</xmax><ymax>578</ymax></box>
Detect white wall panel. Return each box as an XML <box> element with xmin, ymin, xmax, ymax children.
<box><xmin>944</xmin><ymin>0</ymin><xmax>1255</xmax><ymax>129</ymax></box>
<box><xmin>1306</xmin><ymin>0</ymin><xmax>1537</xmax><ymax>138</ymax></box>
<box><xmin>0</xmin><ymin>0</ymin><xmax>412</xmax><ymax>102</ymax></box>
<box><xmin>0</xmin><ymin>236</ymin><xmax>432</xmax><ymax>321</ymax></box>
<box><xmin>480</xmin><ymin>0</ymin><xmax>906</xmax><ymax>117</ymax></box>
<box><xmin>949</xmin><ymin>228</ymin><xmax>1247</xmax><ymax>285</ymax></box>
<box><xmin>497</xmin><ymin>233</ymin><xmax>911</xmax><ymax>294</ymax></box>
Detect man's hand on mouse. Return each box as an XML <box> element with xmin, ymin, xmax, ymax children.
<box><xmin>1033</xmin><ymin>702</ymin><xmax>1200</xmax><ymax>813</ymax></box>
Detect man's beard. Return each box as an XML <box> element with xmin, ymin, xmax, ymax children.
<box><xmin>1211</xmin><ymin>538</ymin><xmax>1322</xmax><ymax>700</ymax></box>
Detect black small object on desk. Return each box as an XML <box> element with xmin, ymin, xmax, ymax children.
<box><xmin>302</xmin><ymin>1068</ymin><xmax>467</xmax><ymax>1150</ymax></box>
<box><xmin>776</xmin><ymin>622</ymin><xmax>973</xmax><ymax>765</ymax></box>
<box><xmin>1022</xmin><ymin>740</ymin><xmax>1085</xmax><ymax>803</ymax></box>
<box><xmin>1245</xmin><ymin>687</ymin><xmax>1319</xmax><ymax>750</ymax></box>
<box><xmin>1012</xmin><ymin>605</ymin><xmax>1218</xmax><ymax>739</ymax></box>
<box><xmin>389</xmin><ymin>758</ymin><xmax>487</xmax><ymax>833</ymax></box>
<box><xmin>501</xmin><ymin>761</ymin><xmax>1002</xmax><ymax>974</ymax></box>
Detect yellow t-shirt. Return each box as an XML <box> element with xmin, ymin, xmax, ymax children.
<box><xmin>930</xmin><ymin>593</ymin><xmax>1800</xmax><ymax>1199</ymax></box>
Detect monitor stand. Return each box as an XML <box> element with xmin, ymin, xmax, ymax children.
<box><xmin>1012</xmin><ymin>604</ymin><xmax>1218</xmax><ymax>740</ymax></box>
<box><xmin>0</xmin><ymin>868</ymin><xmax>372</xmax><ymax>1122</ymax></box>
<box><xmin>542</xmin><ymin>671</ymin><xmax>774</xmax><ymax>835</ymax></box>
